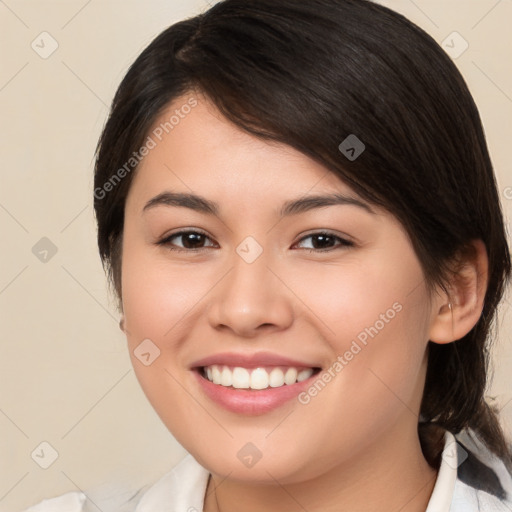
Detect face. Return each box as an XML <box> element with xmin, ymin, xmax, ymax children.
<box><xmin>121</xmin><ymin>92</ymin><xmax>436</xmax><ymax>484</ymax></box>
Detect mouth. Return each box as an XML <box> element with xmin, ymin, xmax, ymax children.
<box><xmin>191</xmin><ymin>363</ymin><xmax>323</xmax><ymax>415</ymax></box>
<box><xmin>196</xmin><ymin>364</ymin><xmax>322</xmax><ymax>391</ymax></box>
<box><xmin>188</xmin><ymin>351</ymin><xmax>324</xmax><ymax>414</ymax></box>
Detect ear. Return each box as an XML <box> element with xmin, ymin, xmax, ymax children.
<box><xmin>119</xmin><ymin>315</ymin><xmax>126</xmax><ymax>333</ymax></box>
<box><xmin>429</xmin><ymin>239</ymin><xmax>488</xmax><ymax>344</ymax></box>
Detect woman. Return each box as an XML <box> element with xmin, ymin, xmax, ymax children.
<box><xmin>26</xmin><ymin>0</ymin><xmax>512</xmax><ymax>510</ymax></box>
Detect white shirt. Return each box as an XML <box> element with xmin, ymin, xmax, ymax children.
<box><xmin>24</xmin><ymin>429</ymin><xmax>512</xmax><ymax>512</ymax></box>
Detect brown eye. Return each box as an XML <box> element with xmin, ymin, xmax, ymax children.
<box><xmin>158</xmin><ymin>230</ymin><xmax>217</xmax><ymax>251</ymax></box>
<box><xmin>294</xmin><ymin>232</ymin><xmax>353</xmax><ymax>252</ymax></box>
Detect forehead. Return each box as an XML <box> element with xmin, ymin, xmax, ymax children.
<box><xmin>126</xmin><ymin>92</ymin><xmax>359</xmax><ymax>209</ymax></box>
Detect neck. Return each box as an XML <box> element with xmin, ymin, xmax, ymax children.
<box><xmin>204</xmin><ymin>424</ymin><xmax>438</xmax><ymax>512</ymax></box>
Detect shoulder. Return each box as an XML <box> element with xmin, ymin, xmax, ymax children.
<box><xmin>452</xmin><ymin>480</ymin><xmax>512</xmax><ymax>511</ymax></box>
<box><xmin>22</xmin><ymin>454</ymin><xmax>210</xmax><ymax>512</ymax></box>
<box><xmin>22</xmin><ymin>491</ymin><xmax>87</xmax><ymax>512</ymax></box>
<box><xmin>21</xmin><ymin>481</ymin><xmax>148</xmax><ymax>512</ymax></box>
<box><xmin>452</xmin><ymin>428</ymin><xmax>512</xmax><ymax>511</ymax></box>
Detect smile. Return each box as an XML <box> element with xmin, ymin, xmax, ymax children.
<box><xmin>201</xmin><ymin>365</ymin><xmax>320</xmax><ymax>390</ymax></box>
<box><xmin>192</xmin><ymin>364</ymin><xmax>322</xmax><ymax>415</ymax></box>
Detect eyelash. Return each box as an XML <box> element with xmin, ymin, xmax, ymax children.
<box><xmin>156</xmin><ymin>229</ymin><xmax>354</xmax><ymax>253</ymax></box>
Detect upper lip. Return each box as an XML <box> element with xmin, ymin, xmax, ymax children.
<box><xmin>190</xmin><ymin>351</ymin><xmax>322</xmax><ymax>369</ymax></box>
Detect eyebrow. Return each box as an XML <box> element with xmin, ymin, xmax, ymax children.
<box><xmin>142</xmin><ymin>191</ymin><xmax>375</xmax><ymax>217</ymax></box>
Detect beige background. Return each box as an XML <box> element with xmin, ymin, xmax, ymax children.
<box><xmin>1</xmin><ymin>0</ymin><xmax>511</xmax><ymax>510</ymax></box>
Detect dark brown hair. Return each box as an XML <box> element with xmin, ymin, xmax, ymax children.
<box><xmin>94</xmin><ymin>0</ymin><xmax>512</xmax><ymax>470</ymax></box>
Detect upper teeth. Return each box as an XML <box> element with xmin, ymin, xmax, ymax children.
<box><xmin>204</xmin><ymin>365</ymin><xmax>315</xmax><ymax>390</ymax></box>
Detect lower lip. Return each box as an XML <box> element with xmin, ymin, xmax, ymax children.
<box><xmin>192</xmin><ymin>368</ymin><xmax>319</xmax><ymax>415</ymax></box>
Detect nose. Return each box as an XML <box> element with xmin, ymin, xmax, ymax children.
<box><xmin>207</xmin><ymin>249</ymin><xmax>294</xmax><ymax>338</ymax></box>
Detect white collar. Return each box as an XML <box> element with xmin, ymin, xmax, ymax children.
<box><xmin>425</xmin><ymin>430</ymin><xmax>458</xmax><ymax>511</ymax></box>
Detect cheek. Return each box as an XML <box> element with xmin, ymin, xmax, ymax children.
<box><xmin>121</xmin><ymin>237</ymin><xmax>213</xmax><ymax>343</ymax></box>
<box><xmin>286</xmin><ymin>251</ymin><xmax>431</xmax><ymax>421</ymax></box>
<box><xmin>282</xmin><ymin>247</ymin><xmax>426</xmax><ymax>346</ymax></box>
<box><xmin>119</xmin><ymin>238</ymin><xmax>216</xmax><ymax>440</ymax></box>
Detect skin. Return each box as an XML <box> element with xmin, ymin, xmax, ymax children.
<box><xmin>120</xmin><ymin>91</ymin><xmax>488</xmax><ymax>512</ymax></box>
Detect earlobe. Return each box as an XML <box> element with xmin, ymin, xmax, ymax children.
<box><xmin>119</xmin><ymin>315</ymin><xmax>125</xmax><ymax>333</ymax></box>
<box><xmin>429</xmin><ymin>240</ymin><xmax>488</xmax><ymax>344</ymax></box>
